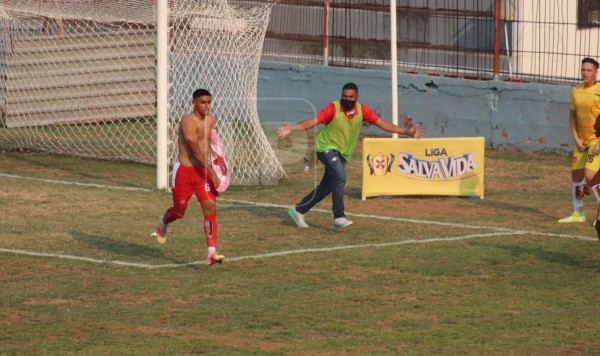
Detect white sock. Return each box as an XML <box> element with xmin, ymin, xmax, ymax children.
<box><xmin>208</xmin><ymin>246</ymin><xmax>216</xmax><ymax>256</ymax></box>
<box><xmin>572</xmin><ymin>180</ymin><xmax>585</xmax><ymax>213</ymax></box>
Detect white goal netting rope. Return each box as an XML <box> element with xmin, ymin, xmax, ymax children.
<box><xmin>0</xmin><ymin>0</ymin><xmax>286</xmax><ymax>186</ymax></box>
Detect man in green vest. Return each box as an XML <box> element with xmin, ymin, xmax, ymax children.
<box><xmin>277</xmin><ymin>82</ymin><xmax>424</xmax><ymax>229</ymax></box>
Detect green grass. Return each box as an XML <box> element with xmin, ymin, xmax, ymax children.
<box><xmin>0</xmin><ymin>147</ymin><xmax>599</xmax><ymax>355</ymax></box>
<box><xmin>0</xmin><ymin>118</ymin><xmax>158</xmax><ymax>163</ymax></box>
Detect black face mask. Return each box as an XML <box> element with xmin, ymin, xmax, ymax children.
<box><xmin>340</xmin><ymin>99</ymin><xmax>355</xmax><ymax>111</ymax></box>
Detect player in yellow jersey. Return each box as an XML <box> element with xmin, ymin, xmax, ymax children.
<box><xmin>558</xmin><ymin>57</ymin><xmax>600</xmax><ymax>223</ymax></box>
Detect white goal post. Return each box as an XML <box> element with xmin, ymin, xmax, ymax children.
<box><xmin>0</xmin><ymin>0</ymin><xmax>286</xmax><ymax>188</ymax></box>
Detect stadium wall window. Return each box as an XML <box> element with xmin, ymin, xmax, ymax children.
<box><xmin>578</xmin><ymin>0</ymin><xmax>600</xmax><ymax>28</ymax></box>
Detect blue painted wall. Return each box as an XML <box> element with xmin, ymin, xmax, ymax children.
<box><xmin>257</xmin><ymin>62</ymin><xmax>573</xmax><ymax>153</ymax></box>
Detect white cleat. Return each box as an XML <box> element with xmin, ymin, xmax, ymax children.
<box><xmin>208</xmin><ymin>254</ymin><xmax>224</xmax><ymax>265</ymax></box>
<box><xmin>155</xmin><ymin>215</ymin><xmax>168</xmax><ymax>244</ymax></box>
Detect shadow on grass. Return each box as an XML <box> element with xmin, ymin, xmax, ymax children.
<box><xmin>345</xmin><ymin>186</ymin><xmax>557</xmax><ymax>220</ymax></box>
<box><xmin>476</xmin><ymin>242</ymin><xmax>583</xmax><ymax>268</ymax></box>
<box><xmin>70</xmin><ymin>230</ymin><xmax>197</xmax><ymax>268</ymax></box>
<box><xmin>223</xmin><ymin>203</ymin><xmax>297</xmax><ymax>228</ymax></box>
<box><xmin>466</xmin><ymin>199</ymin><xmax>555</xmax><ymax>218</ymax></box>
<box><xmin>345</xmin><ymin>187</ymin><xmax>469</xmax><ymax>201</ymax></box>
<box><xmin>222</xmin><ymin>203</ymin><xmax>339</xmax><ymax>232</ymax></box>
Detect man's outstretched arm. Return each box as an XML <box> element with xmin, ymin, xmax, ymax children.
<box><xmin>277</xmin><ymin>117</ymin><xmax>319</xmax><ymax>138</ymax></box>
<box><xmin>373</xmin><ymin>119</ymin><xmax>424</xmax><ymax>138</ymax></box>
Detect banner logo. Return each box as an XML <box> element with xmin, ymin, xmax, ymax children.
<box><xmin>397</xmin><ymin>148</ymin><xmax>477</xmax><ymax>180</ymax></box>
<box><xmin>362</xmin><ymin>137</ymin><xmax>484</xmax><ymax>198</ymax></box>
<box><xmin>366</xmin><ymin>152</ymin><xmax>395</xmax><ymax>176</ymax></box>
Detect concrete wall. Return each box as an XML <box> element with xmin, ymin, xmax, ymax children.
<box><xmin>257</xmin><ymin>61</ymin><xmax>573</xmax><ymax>153</ymax></box>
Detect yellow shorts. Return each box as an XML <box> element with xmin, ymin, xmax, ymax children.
<box><xmin>572</xmin><ymin>143</ymin><xmax>600</xmax><ymax>171</ymax></box>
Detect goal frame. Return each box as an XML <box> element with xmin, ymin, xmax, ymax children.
<box><xmin>156</xmin><ymin>0</ymin><xmax>168</xmax><ymax>189</ymax></box>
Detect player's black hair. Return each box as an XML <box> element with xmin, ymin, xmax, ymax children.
<box><xmin>582</xmin><ymin>57</ymin><xmax>599</xmax><ymax>70</ymax></box>
<box><xmin>342</xmin><ymin>82</ymin><xmax>359</xmax><ymax>93</ymax></box>
<box><xmin>192</xmin><ymin>88</ymin><xmax>211</xmax><ymax>99</ymax></box>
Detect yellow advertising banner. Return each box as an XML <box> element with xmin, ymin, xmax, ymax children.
<box><xmin>362</xmin><ymin>137</ymin><xmax>485</xmax><ymax>199</ymax></box>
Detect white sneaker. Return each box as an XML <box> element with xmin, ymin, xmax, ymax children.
<box><xmin>288</xmin><ymin>208</ymin><xmax>308</xmax><ymax>228</ymax></box>
<box><xmin>333</xmin><ymin>217</ymin><xmax>353</xmax><ymax>230</ymax></box>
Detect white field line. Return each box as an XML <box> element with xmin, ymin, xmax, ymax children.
<box><xmin>0</xmin><ymin>231</ymin><xmax>525</xmax><ymax>269</ymax></box>
<box><xmin>0</xmin><ymin>173</ymin><xmax>153</xmax><ymax>192</ymax></box>
<box><xmin>1</xmin><ymin>172</ymin><xmax>593</xmax><ymax>240</ymax></box>
<box><xmin>0</xmin><ymin>172</ymin><xmax>597</xmax><ymax>269</ymax></box>
<box><xmin>220</xmin><ymin>198</ymin><xmax>597</xmax><ymax>240</ymax></box>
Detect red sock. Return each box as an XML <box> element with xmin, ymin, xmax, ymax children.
<box><xmin>162</xmin><ymin>208</ymin><xmax>180</xmax><ymax>225</ymax></box>
<box><xmin>204</xmin><ymin>214</ymin><xmax>218</xmax><ymax>248</ymax></box>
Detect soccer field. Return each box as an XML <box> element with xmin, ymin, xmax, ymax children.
<box><xmin>0</xmin><ymin>148</ymin><xmax>598</xmax><ymax>354</ymax></box>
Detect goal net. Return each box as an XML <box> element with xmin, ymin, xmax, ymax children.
<box><xmin>0</xmin><ymin>0</ymin><xmax>286</xmax><ymax>187</ymax></box>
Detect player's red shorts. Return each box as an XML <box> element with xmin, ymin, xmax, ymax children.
<box><xmin>172</xmin><ymin>162</ymin><xmax>218</xmax><ymax>211</ymax></box>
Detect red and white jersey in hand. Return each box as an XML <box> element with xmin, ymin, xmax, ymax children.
<box><xmin>209</xmin><ymin>129</ymin><xmax>230</xmax><ymax>193</ymax></box>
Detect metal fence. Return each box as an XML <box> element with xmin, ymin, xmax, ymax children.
<box><xmin>236</xmin><ymin>0</ymin><xmax>600</xmax><ymax>85</ymax></box>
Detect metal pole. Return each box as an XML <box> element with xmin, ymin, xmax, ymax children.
<box><xmin>323</xmin><ymin>0</ymin><xmax>329</xmax><ymax>66</ymax></box>
<box><xmin>156</xmin><ymin>0</ymin><xmax>169</xmax><ymax>189</ymax></box>
<box><xmin>391</xmin><ymin>0</ymin><xmax>398</xmax><ymax>138</ymax></box>
<box><xmin>494</xmin><ymin>0</ymin><xmax>501</xmax><ymax>80</ymax></box>
<box><xmin>504</xmin><ymin>22</ymin><xmax>512</xmax><ymax>79</ymax></box>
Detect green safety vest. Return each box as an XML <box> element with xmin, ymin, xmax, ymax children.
<box><xmin>316</xmin><ymin>100</ymin><xmax>363</xmax><ymax>161</ymax></box>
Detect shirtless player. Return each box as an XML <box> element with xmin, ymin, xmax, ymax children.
<box><xmin>155</xmin><ymin>88</ymin><xmax>224</xmax><ymax>265</ymax></box>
